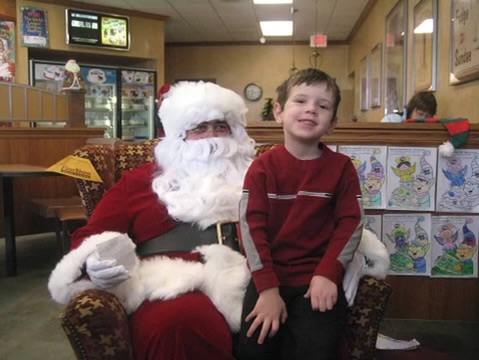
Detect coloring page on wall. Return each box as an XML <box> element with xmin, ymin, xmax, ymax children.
<box><xmin>431</xmin><ymin>215</ymin><xmax>478</xmax><ymax>278</ymax></box>
<box><xmin>326</xmin><ymin>144</ymin><xmax>337</xmax><ymax>152</ymax></box>
<box><xmin>364</xmin><ymin>214</ymin><xmax>382</xmax><ymax>239</ymax></box>
<box><xmin>436</xmin><ymin>149</ymin><xmax>479</xmax><ymax>213</ymax></box>
<box><xmin>386</xmin><ymin>147</ymin><xmax>437</xmax><ymax>211</ymax></box>
<box><xmin>382</xmin><ymin>213</ymin><xmax>432</xmax><ymax>276</ymax></box>
<box><xmin>338</xmin><ymin>145</ymin><xmax>387</xmax><ymax>209</ymax></box>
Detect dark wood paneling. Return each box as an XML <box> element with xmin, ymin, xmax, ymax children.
<box><xmin>0</xmin><ymin>127</ymin><xmax>104</xmax><ymax>236</ymax></box>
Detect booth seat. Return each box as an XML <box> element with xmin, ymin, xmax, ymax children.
<box><xmin>61</xmin><ymin>139</ymin><xmax>392</xmax><ymax>360</ymax></box>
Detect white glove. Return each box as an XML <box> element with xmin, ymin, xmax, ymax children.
<box><xmin>86</xmin><ymin>252</ymin><xmax>130</xmax><ymax>289</ymax></box>
<box><xmin>343</xmin><ymin>252</ymin><xmax>367</xmax><ymax>307</ymax></box>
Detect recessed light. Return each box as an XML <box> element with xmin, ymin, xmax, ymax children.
<box><xmin>260</xmin><ymin>21</ymin><xmax>293</xmax><ymax>36</ymax></box>
<box><xmin>253</xmin><ymin>0</ymin><xmax>293</xmax><ymax>4</ymax></box>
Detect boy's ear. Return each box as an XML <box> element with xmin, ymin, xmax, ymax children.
<box><xmin>273</xmin><ymin>102</ymin><xmax>283</xmax><ymax>124</ymax></box>
<box><xmin>326</xmin><ymin>116</ymin><xmax>338</xmax><ymax>134</ymax></box>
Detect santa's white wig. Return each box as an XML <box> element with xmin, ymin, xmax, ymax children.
<box><xmin>159</xmin><ymin>81</ymin><xmax>249</xmax><ymax>140</ymax></box>
<box><xmin>153</xmin><ymin>81</ymin><xmax>256</xmax><ymax>229</ymax></box>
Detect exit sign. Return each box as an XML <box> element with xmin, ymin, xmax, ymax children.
<box><xmin>310</xmin><ymin>34</ymin><xmax>327</xmax><ymax>47</ymax></box>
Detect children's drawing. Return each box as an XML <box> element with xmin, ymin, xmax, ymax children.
<box><xmin>364</xmin><ymin>214</ymin><xmax>382</xmax><ymax>240</ymax></box>
<box><xmin>338</xmin><ymin>145</ymin><xmax>387</xmax><ymax>209</ymax></box>
<box><xmin>382</xmin><ymin>213</ymin><xmax>432</xmax><ymax>276</ymax></box>
<box><xmin>437</xmin><ymin>149</ymin><xmax>479</xmax><ymax>213</ymax></box>
<box><xmin>431</xmin><ymin>216</ymin><xmax>478</xmax><ymax>278</ymax></box>
<box><xmin>386</xmin><ymin>147</ymin><xmax>437</xmax><ymax>211</ymax></box>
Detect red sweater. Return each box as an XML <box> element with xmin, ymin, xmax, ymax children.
<box><xmin>239</xmin><ymin>144</ymin><xmax>363</xmax><ymax>292</ymax></box>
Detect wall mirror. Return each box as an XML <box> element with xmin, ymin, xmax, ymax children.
<box><xmin>369</xmin><ymin>43</ymin><xmax>383</xmax><ymax>108</ymax></box>
<box><xmin>413</xmin><ymin>0</ymin><xmax>437</xmax><ymax>92</ymax></box>
<box><xmin>384</xmin><ymin>0</ymin><xmax>408</xmax><ymax>115</ymax></box>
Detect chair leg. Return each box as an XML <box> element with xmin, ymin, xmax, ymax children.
<box><xmin>54</xmin><ymin>218</ymin><xmax>64</xmax><ymax>259</ymax></box>
<box><xmin>62</xmin><ymin>220</ymin><xmax>74</xmax><ymax>254</ymax></box>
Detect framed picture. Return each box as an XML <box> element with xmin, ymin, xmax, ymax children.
<box><xmin>384</xmin><ymin>0</ymin><xmax>407</xmax><ymax>115</ymax></box>
<box><xmin>413</xmin><ymin>0</ymin><xmax>437</xmax><ymax>91</ymax></box>
<box><xmin>369</xmin><ymin>43</ymin><xmax>382</xmax><ymax>108</ymax></box>
<box><xmin>360</xmin><ymin>55</ymin><xmax>369</xmax><ymax>111</ymax></box>
<box><xmin>450</xmin><ymin>0</ymin><xmax>479</xmax><ymax>85</ymax></box>
<box><xmin>20</xmin><ymin>7</ymin><xmax>49</xmax><ymax>48</ymax></box>
<box><xmin>0</xmin><ymin>20</ymin><xmax>15</xmax><ymax>82</ymax></box>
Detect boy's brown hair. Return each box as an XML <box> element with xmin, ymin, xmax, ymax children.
<box><xmin>275</xmin><ymin>68</ymin><xmax>341</xmax><ymax>119</ymax></box>
<box><xmin>405</xmin><ymin>91</ymin><xmax>437</xmax><ymax>119</ymax></box>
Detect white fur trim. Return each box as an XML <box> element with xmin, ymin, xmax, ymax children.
<box><xmin>439</xmin><ymin>141</ymin><xmax>455</xmax><ymax>157</ymax></box>
<box><xmin>357</xmin><ymin>228</ymin><xmax>390</xmax><ymax>278</ymax></box>
<box><xmin>49</xmin><ymin>228</ymin><xmax>388</xmax><ymax>331</ymax></box>
<box><xmin>49</xmin><ymin>234</ymin><xmax>249</xmax><ymax>333</ymax></box>
<box><xmin>48</xmin><ymin>231</ymin><xmax>127</xmax><ymax>304</ymax></box>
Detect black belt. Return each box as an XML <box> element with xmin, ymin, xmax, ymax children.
<box><xmin>136</xmin><ymin>222</ymin><xmax>240</xmax><ymax>256</ymax></box>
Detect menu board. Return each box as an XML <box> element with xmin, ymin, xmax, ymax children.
<box><xmin>66</xmin><ymin>9</ymin><xmax>130</xmax><ymax>51</ymax></box>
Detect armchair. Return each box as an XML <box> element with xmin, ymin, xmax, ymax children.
<box><xmin>62</xmin><ymin>139</ymin><xmax>392</xmax><ymax>360</ymax></box>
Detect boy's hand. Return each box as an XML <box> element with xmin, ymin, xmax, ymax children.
<box><xmin>245</xmin><ymin>287</ymin><xmax>287</xmax><ymax>344</ymax></box>
<box><xmin>304</xmin><ymin>275</ymin><xmax>337</xmax><ymax>312</ymax></box>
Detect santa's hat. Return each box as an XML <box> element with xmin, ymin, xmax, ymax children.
<box><xmin>405</xmin><ymin>118</ymin><xmax>470</xmax><ymax>157</ymax></box>
<box><xmin>157</xmin><ymin>83</ymin><xmax>171</xmax><ymax>99</ymax></box>
<box><xmin>158</xmin><ymin>81</ymin><xmax>248</xmax><ymax>139</ymax></box>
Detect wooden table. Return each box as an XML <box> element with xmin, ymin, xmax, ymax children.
<box><xmin>0</xmin><ymin>164</ymin><xmax>60</xmax><ymax>276</ymax></box>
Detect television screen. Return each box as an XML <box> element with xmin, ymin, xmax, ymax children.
<box><xmin>66</xmin><ymin>9</ymin><xmax>130</xmax><ymax>50</ymax></box>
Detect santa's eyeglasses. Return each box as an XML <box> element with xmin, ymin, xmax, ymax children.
<box><xmin>187</xmin><ymin>121</ymin><xmax>231</xmax><ymax>136</ymax></box>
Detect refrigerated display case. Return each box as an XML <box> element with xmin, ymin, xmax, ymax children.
<box><xmin>120</xmin><ymin>69</ymin><xmax>156</xmax><ymax>140</ymax></box>
<box><xmin>29</xmin><ymin>60</ymin><xmax>156</xmax><ymax>139</ymax></box>
<box><xmin>81</xmin><ymin>66</ymin><xmax>117</xmax><ymax>138</ymax></box>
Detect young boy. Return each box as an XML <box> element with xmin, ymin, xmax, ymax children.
<box><xmin>236</xmin><ymin>68</ymin><xmax>364</xmax><ymax>360</ymax></box>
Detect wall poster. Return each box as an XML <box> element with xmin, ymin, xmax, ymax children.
<box><xmin>0</xmin><ymin>21</ymin><xmax>15</xmax><ymax>82</ymax></box>
<box><xmin>450</xmin><ymin>0</ymin><xmax>479</xmax><ymax>84</ymax></box>
<box><xmin>20</xmin><ymin>7</ymin><xmax>49</xmax><ymax>48</ymax></box>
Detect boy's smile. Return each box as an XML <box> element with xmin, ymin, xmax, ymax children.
<box><xmin>274</xmin><ymin>82</ymin><xmax>337</xmax><ymax>143</ymax></box>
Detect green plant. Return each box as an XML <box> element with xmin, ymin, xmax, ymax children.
<box><xmin>261</xmin><ymin>97</ymin><xmax>274</xmax><ymax>120</ymax></box>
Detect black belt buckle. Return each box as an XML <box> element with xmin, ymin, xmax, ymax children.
<box><xmin>216</xmin><ymin>221</ymin><xmax>240</xmax><ymax>252</ymax></box>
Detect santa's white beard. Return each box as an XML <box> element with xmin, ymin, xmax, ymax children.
<box><xmin>152</xmin><ymin>136</ymin><xmax>255</xmax><ymax>229</ymax></box>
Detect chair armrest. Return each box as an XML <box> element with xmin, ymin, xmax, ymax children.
<box><xmin>61</xmin><ymin>289</ymin><xmax>133</xmax><ymax>360</ymax></box>
<box><xmin>344</xmin><ymin>276</ymin><xmax>392</xmax><ymax>360</ymax></box>
<box><xmin>73</xmin><ymin>145</ymin><xmax>116</xmax><ymax>217</ymax></box>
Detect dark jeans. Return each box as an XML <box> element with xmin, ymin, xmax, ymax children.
<box><xmin>234</xmin><ymin>280</ymin><xmax>347</xmax><ymax>360</ymax></box>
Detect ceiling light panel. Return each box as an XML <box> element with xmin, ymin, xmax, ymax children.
<box><xmin>260</xmin><ymin>21</ymin><xmax>293</xmax><ymax>36</ymax></box>
<box><xmin>253</xmin><ymin>0</ymin><xmax>293</xmax><ymax>4</ymax></box>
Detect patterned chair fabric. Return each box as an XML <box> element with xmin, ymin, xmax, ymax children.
<box><xmin>72</xmin><ymin>139</ymin><xmax>160</xmax><ymax>217</ymax></box>
<box><xmin>65</xmin><ymin>139</ymin><xmax>392</xmax><ymax>360</ymax></box>
<box><xmin>62</xmin><ymin>289</ymin><xmax>133</xmax><ymax>360</ymax></box>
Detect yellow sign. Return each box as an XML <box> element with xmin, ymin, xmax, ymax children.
<box><xmin>46</xmin><ymin>155</ymin><xmax>103</xmax><ymax>182</ymax></box>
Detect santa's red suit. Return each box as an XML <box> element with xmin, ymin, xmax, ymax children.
<box><xmin>49</xmin><ymin>81</ymin><xmax>256</xmax><ymax>360</ymax></box>
<box><xmin>73</xmin><ymin>162</ymin><xmax>235</xmax><ymax>359</ymax></box>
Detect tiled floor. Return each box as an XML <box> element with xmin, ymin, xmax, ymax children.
<box><xmin>0</xmin><ymin>233</ymin><xmax>478</xmax><ymax>359</ymax></box>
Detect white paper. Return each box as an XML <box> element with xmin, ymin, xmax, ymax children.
<box><xmin>96</xmin><ymin>234</ymin><xmax>137</xmax><ymax>272</ymax></box>
<box><xmin>376</xmin><ymin>333</ymin><xmax>420</xmax><ymax>350</ymax></box>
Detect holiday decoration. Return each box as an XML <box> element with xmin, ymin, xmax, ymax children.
<box><xmin>62</xmin><ymin>59</ymin><xmax>84</xmax><ymax>90</ymax></box>
<box><xmin>405</xmin><ymin>118</ymin><xmax>470</xmax><ymax>157</ymax></box>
